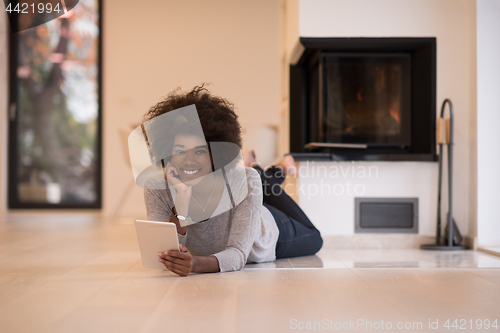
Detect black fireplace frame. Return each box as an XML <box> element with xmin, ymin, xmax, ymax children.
<box><xmin>290</xmin><ymin>37</ymin><xmax>437</xmax><ymax>162</ymax></box>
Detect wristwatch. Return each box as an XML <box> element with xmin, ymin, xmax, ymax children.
<box><xmin>174</xmin><ymin>212</ymin><xmax>189</xmax><ymax>227</ymax></box>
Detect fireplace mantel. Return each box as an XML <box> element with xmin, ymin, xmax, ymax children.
<box><xmin>289</xmin><ymin>152</ymin><xmax>437</xmax><ymax>162</ymax></box>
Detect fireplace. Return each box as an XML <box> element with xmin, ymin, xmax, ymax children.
<box><xmin>290</xmin><ymin>38</ymin><xmax>437</xmax><ymax>161</ymax></box>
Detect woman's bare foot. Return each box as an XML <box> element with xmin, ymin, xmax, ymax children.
<box><xmin>241</xmin><ymin>150</ymin><xmax>296</xmax><ymax>177</ymax></box>
<box><xmin>242</xmin><ymin>149</ymin><xmax>259</xmax><ymax>168</ymax></box>
<box><xmin>277</xmin><ymin>155</ymin><xmax>297</xmax><ymax>177</ymax></box>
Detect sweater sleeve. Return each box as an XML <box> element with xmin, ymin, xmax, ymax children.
<box><xmin>212</xmin><ymin>168</ymin><xmax>263</xmax><ymax>272</ymax></box>
<box><xmin>144</xmin><ymin>188</ymin><xmax>188</xmax><ymax>247</ymax></box>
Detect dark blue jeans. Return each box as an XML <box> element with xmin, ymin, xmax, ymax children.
<box><xmin>254</xmin><ymin>166</ymin><xmax>323</xmax><ymax>259</ymax></box>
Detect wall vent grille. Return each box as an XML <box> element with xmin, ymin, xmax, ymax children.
<box><xmin>355</xmin><ymin>198</ymin><xmax>418</xmax><ymax>233</ymax></box>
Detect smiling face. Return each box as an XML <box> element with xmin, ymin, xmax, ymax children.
<box><xmin>170</xmin><ymin>134</ymin><xmax>212</xmax><ymax>185</ymax></box>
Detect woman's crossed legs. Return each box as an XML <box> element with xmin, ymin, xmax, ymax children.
<box><xmin>243</xmin><ymin>150</ymin><xmax>323</xmax><ymax>259</ymax></box>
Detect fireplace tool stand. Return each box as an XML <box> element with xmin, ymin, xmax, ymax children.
<box><xmin>421</xmin><ymin>99</ymin><xmax>465</xmax><ymax>250</ymax></box>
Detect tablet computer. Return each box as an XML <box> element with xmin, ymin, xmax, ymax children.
<box><xmin>135</xmin><ymin>220</ymin><xmax>180</xmax><ymax>269</ymax></box>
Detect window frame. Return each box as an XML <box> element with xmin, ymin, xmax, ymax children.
<box><xmin>7</xmin><ymin>1</ymin><xmax>103</xmax><ymax>209</ymax></box>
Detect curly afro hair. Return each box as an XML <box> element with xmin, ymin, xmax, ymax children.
<box><xmin>143</xmin><ymin>84</ymin><xmax>243</xmax><ymax>170</ymax></box>
<box><xmin>143</xmin><ymin>84</ymin><xmax>242</xmax><ymax>149</ymax></box>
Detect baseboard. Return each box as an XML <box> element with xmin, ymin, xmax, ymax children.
<box><xmin>464</xmin><ymin>236</ymin><xmax>477</xmax><ymax>250</ymax></box>
<box><xmin>320</xmin><ymin>234</ymin><xmax>477</xmax><ymax>250</ymax></box>
<box><xmin>478</xmin><ymin>246</ymin><xmax>500</xmax><ymax>258</ymax></box>
<box><xmin>321</xmin><ymin>234</ymin><xmax>436</xmax><ymax>249</ymax></box>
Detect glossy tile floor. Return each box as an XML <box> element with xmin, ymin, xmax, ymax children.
<box><xmin>0</xmin><ymin>215</ymin><xmax>499</xmax><ymax>333</ymax></box>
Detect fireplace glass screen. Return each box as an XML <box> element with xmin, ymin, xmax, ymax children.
<box><xmin>319</xmin><ymin>53</ymin><xmax>411</xmax><ymax>146</ymax></box>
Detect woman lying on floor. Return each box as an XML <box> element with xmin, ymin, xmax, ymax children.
<box><xmin>144</xmin><ymin>85</ymin><xmax>323</xmax><ymax>276</ymax></box>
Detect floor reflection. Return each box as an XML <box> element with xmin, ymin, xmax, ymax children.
<box><xmin>244</xmin><ymin>249</ymin><xmax>500</xmax><ymax>269</ymax></box>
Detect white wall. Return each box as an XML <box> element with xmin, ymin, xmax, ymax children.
<box><xmin>0</xmin><ymin>10</ymin><xmax>8</xmax><ymax>217</ymax></box>
<box><xmin>296</xmin><ymin>0</ymin><xmax>477</xmax><ymax>237</ymax></box>
<box><xmin>477</xmin><ymin>0</ymin><xmax>500</xmax><ymax>246</ymax></box>
<box><xmin>468</xmin><ymin>1</ymin><xmax>478</xmax><ymax>247</ymax></box>
<box><xmin>298</xmin><ymin>161</ymin><xmax>438</xmax><ymax>235</ymax></box>
<box><xmin>278</xmin><ymin>0</ymin><xmax>299</xmax><ymax>158</ymax></box>
<box><xmin>103</xmin><ymin>0</ymin><xmax>281</xmax><ymax>218</ymax></box>
<box><xmin>1</xmin><ymin>0</ymin><xmax>484</xmax><ymax>242</ymax></box>
<box><xmin>0</xmin><ymin>1</ymin><xmax>281</xmax><ymax>218</ymax></box>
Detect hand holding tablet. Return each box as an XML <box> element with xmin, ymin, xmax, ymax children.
<box><xmin>135</xmin><ymin>220</ymin><xmax>180</xmax><ymax>269</ymax></box>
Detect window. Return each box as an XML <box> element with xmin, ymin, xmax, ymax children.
<box><xmin>8</xmin><ymin>0</ymin><xmax>102</xmax><ymax>208</ymax></box>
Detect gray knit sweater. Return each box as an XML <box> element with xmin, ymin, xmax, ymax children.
<box><xmin>144</xmin><ymin>166</ymin><xmax>279</xmax><ymax>272</ymax></box>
